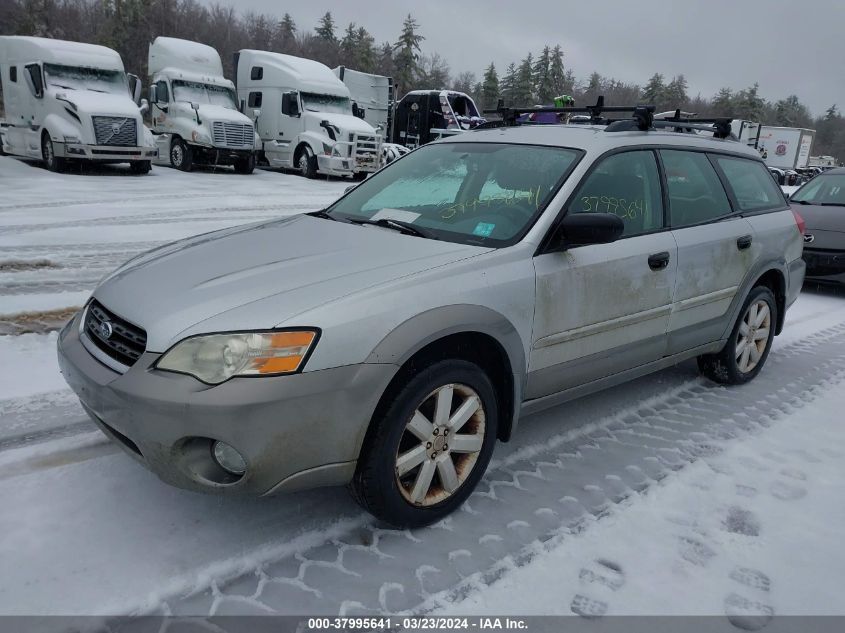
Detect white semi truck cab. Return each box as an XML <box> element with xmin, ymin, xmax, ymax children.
<box><xmin>0</xmin><ymin>36</ymin><xmax>157</xmax><ymax>174</ymax></box>
<box><xmin>235</xmin><ymin>50</ymin><xmax>382</xmax><ymax>179</ymax></box>
<box><xmin>148</xmin><ymin>37</ymin><xmax>258</xmax><ymax>174</ymax></box>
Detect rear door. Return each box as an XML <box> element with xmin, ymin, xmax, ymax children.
<box><xmin>529</xmin><ymin>149</ymin><xmax>678</xmax><ymax>399</ymax></box>
<box><xmin>663</xmin><ymin>149</ymin><xmax>756</xmax><ymax>354</ymax></box>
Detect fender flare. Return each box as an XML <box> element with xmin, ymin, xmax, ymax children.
<box><xmin>721</xmin><ymin>257</ymin><xmax>789</xmax><ymax>340</ymax></box>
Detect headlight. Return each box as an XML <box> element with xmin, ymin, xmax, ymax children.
<box><xmin>156</xmin><ymin>330</ymin><xmax>318</xmax><ymax>385</ymax></box>
<box><xmin>63</xmin><ymin>135</ymin><xmax>81</xmax><ymax>143</ymax></box>
<box><xmin>192</xmin><ymin>129</ymin><xmax>211</xmax><ymax>144</ymax></box>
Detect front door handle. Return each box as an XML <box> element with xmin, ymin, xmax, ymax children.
<box><xmin>648</xmin><ymin>251</ymin><xmax>671</xmax><ymax>271</ymax></box>
<box><xmin>737</xmin><ymin>235</ymin><xmax>753</xmax><ymax>250</ymax></box>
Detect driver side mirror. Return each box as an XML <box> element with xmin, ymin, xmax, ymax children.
<box><xmin>282</xmin><ymin>91</ymin><xmax>300</xmax><ymax>117</ymax></box>
<box><xmin>149</xmin><ymin>84</ymin><xmax>158</xmax><ymax>104</ymax></box>
<box><xmin>551</xmin><ymin>213</ymin><xmax>624</xmax><ymax>250</ymax></box>
<box><xmin>139</xmin><ymin>98</ymin><xmax>149</xmax><ymax>116</ymax></box>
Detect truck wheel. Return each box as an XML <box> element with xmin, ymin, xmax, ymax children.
<box><xmin>42</xmin><ymin>133</ymin><xmax>65</xmax><ymax>173</ymax></box>
<box><xmin>170</xmin><ymin>138</ymin><xmax>193</xmax><ymax>172</ymax></box>
<box><xmin>349</xmin><ymin>359</ymin><xmax>498</xmax><ymax>528</ymax></box>
<box><xmin>697</xmin><ymin>285</ymin><xmax>777</xmax><ymax>385</ymax></box>
<box><xmin>297</xmin><ymin>145</ymin><xmax>317</xmax><ymax>179</ymax></box>
<box><xmin>130</xmin><ymin>160</ymin><xmax>151</xmax><ymax>175</ymax></box>
<box><xmin>234</xmin><ymin>154</ymin><xmax>255</xmax><ymax>175</ymax></box>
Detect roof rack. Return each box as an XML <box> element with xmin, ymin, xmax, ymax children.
<box><xmin>479</xmin><ymin>99</ymin><xmax>735</xmax><ymax>139</ymax></box>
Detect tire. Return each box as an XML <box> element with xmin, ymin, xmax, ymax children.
<box><xmin>350</xmin><ymin>359</ymin><xmax>498</xmax><ymax>528</ymax></box>
<box><xmin>296</xmin><ymin>145</ymin><xmax>317</xmax><ymax>179</ymax></box>
<box><xmin>234</xmin><ymin>154</ymin><xmax>255</xmax><ymax>174</ymax></box>
<box><xmin>169</xmin><ymin>138</ymin><xmax>193</xmax><ymax>171</ymax></box>
<box><xmin>42</xmin><ymin>133</ymin><xmax>65</xmax><ymax>173</ymax></box>
<box><xmin>130</xmin><ymin>160</ymin><xmax>151</xmax><ymax>175</ymax></box>
<box><xmin>697</xmin><ymin>286</ymin><xmax>778</xmax><ymax>385</ymax></box>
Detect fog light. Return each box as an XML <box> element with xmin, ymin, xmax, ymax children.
<box><xmin>212</xmin><ymin>441</ymin><xmax>246</xmax><ymax>476</ymax></box>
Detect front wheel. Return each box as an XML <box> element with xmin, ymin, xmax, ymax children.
<box><xmin>42</xmin><ymin>133</ymin><xmax>65</xmax><ymax>173</ymax></box>
<box><xmin>297</xmin><ymin>145</ymin><xmax>317</xmax><ymax>179</ymax></box>
<box><xmin>234</xmin><ymin>154</ymin><xmax>255</xmax><ymax>174</ymax></box>
<box><xmin>350</xmin><ymin>359</ymin><xmax>498</xmax><ymax>528</ymax></box>
<box><xmin>698</xmin><ymin>286</ymin><xmax>777</xmax><ymax>385</ymax></box>
<box><xmin>170</xmin><ymin>138</ymin><xmax>193</xmax><ymax>171</ymax></box>
<box><xmin>130</xmin><ymin>160</ymin><xmax>151</xmax><ymax>175</ymax></box>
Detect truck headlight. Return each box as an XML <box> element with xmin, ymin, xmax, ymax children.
<box><xmin>156</xmin><ymin>330</ymin><xmax>318</xmax><ymax>384</ymax></box>
<box><xmin>63</xmin><ymin>135</ymin><xmax>81</xmax><ymax>144</ymax></box>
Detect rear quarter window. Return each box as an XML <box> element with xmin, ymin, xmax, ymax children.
<box><xmin>714</xmin><ymin>155</ymin><xmax>787</xmax><ymax>212</ymax></box>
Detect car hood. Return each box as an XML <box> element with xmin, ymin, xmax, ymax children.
<box><xmin>52</xmin><ymin>90</ymin><xmax>142</xmax><ymax>119</ymax></box>
<box><xmin>94</xmin><ymin>215</ymin><xmax>487</xmax><ymax>352</ymax></box>
<box><xmin>792</xmin><ymin>203</ymin><xmax>845</xmax><ymax>232</ymax></box>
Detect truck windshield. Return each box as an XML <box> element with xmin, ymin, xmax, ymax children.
<box><xmin>326</xmin><ymin>142</ymin><xmax>582</xmax><ymax>247</ymax></box>
<box><xmin>301</xmin><ymin>92</ymin><xmax>352</xmax><ymax>115</ymax></box>
<box><xmin>43</xmin><ymin>64</ymin><xmax>128</xmax><ymax>95</ymax></box>
<box><xmin>172</xmin><ymin>81</ymin><xmax>237</xmax><ymax>109</ymax></box>
<box><xmin>791</xmin><ymin>174</ymin><xmax>845</xmax><ymax>206</ymax></box>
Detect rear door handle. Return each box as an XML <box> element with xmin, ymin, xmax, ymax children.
<box><xmin>737</xmin><ymin>235</ymin><xmax>753</xmax><ymax>250</ymax></box>
<box><xmin>648</xmin><ymin>251</ymin><xmax>671</xmax><ymax>271</ymax></box>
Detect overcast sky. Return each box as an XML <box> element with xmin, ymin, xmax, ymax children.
<box><xmin>204</xmin><ymin>0</ymin><xmax>844</xmax><ymax>116</ymax></box>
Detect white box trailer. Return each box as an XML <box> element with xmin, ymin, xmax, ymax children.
<box><xmin>332</xmin><ymin>66</ymin><xmax>393</xmax><ymax>136</ymax></box>
<box><xmin>0</xmin><ymin>36</ymin><xmax>157</xmax><ymax>173</ymax></box>
<box><xmin>758</xmin><ymin>125</ymin><xmax>815</xmax><ymax>170</ymax></box>
<box><xmin>235</xmin><ymin>50</ymin><xmax>382</xmax><ymax>179</ymax></box>
<box><xmin>148</xmin><ymin>37</ymin><xmax>258</xmax><ymax>173</ymax></box>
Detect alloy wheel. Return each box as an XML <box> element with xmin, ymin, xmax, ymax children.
<box><xmin>395</xmin><ymin>383</ymin><xmax>486</xmax><ymax>506</ymax></box>
<box><xmin>171</xmin><ymin>144</ymin><xmax>183</xmax><ymax>167</ymax></box>
<box><xmin>736</xmin><ymin>299</ymin><xmax>771</xmax><ymax>373</ymax></box>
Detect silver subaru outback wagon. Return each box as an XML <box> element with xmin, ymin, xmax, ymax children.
<box><xmin>57</xmin><ymin>113</ymin><xmax>806</xmax><ymax>527</ymax></box>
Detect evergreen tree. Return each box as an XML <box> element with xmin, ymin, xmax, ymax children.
<box><xmin>355</xmin><ymin>27</ymin><xmax>376</xmax><ymax>72</ymax></box>
<box><xmin>481</xmin><ymin>62</ymin><xmax>500</xmax><ymax>111</ymax></box>
<box><xmin>392</xmin><ymin>14</ymin><xmax>424</xmax><ymax>96</ymax></box>
<box><xmin>315</xmin><ymin>11</ymin><xmax>337</xmax><ymax>43</ymax></box>
<box><xmin>514</xmin><ymin>53</ymin><xmax>535</xmax><ymax>105</ymax></box>
<box><xmin>275</xmin><ymin>13</ymin><xmax>297</xmax><ymax>53</ymax></box>
<box><xmin>664</xmin><ymin>75</ymin><xmax>689</xmax><ymax>109</ymax></box>
<box><xmin>825</xmin><ymin>104</ymin><xmax>840</xmax><ymax>121</ymax></box>
<box><xmin>736</xmin><ymin>83</ymin><xmax>765</xmax><ymax>121</ymax></box>
<box><xmin>375</xmin><ymin>42</ymin><xmax>395</xmax><ymax>78</ymax></box>
<box><xmin>548</xmin><ymin>45</ymin><xmax>566</xmax><ymax>96</ymax></box>
<box><xmin>500</xmin><ymin>63</ymin><xmax>517</xmax><ymax>105</ymax></box>
<box><xmin>641</xmin><ymin>73</ymin><xmax>665</xmax><ymax>108</ymax></box>
<box><xmin>711</xmin><ymin>87</ymin><xmax>734</xmax><ymax>116</ymax></box>
<box><xmin>774</xmin><ymin>94</ymin><xmax>811</xmax><ymax>128</ymax></box>
<box><xmin>533</xmin><ymin>46</ymin><xmax>554</xmax><ymax>103</ymax></box>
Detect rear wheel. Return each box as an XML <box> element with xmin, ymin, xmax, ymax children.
<box><xmin>130</xmin><ymin>160</ymin><xmax>151</xmax><ymax>175</ymax></box>
<box><xmin>42</xmin><ymin>133</ymin><xmax>65</xmax><ymax>173</ymax></box>
<box><xmin>170</xmin><ymin>138</ymin><xmax>193</xmax><ymax>171</ymax></box>
<box><xmin>297</xmin><ymin>145</ymin><xmax>317</xmax><ymax>179</ymax></box>
<box><xmin>697</xmin><ymin>286</ymin><xmax>777</xmax><ymax>385</ymax></box>
<box><xmin>234</xmin><ymin>154</ymin><xmax>255</xmax><ymax>174</ymax></box>
<box><xmin>350</xmin><ymin>359</ymin><xmax>498</xmax><ymax>528</ymax></box>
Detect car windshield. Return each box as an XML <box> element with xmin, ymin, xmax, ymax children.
<box><xmin>791</xmin><ymin>174</ymin><xmax>845</xmax><ymax>206</ymax></box>
<box><xmin>172</xmin><ymin>80</ymin><xmax>237</xmax><ymax>109</ymax></box>
<box><xmin>43</xmin><ymin>63</ymin><xmax>128</xmax><ymax>95</ymax></box>
<box><xmin>301</xmin><ymin>92</ymin><xmax>352</xmax><ymax>115</ymax></box>
<box><xmin>327</xmin><ymin>142</ymin><xmax>582</xmax><ymax>246</ymax></box>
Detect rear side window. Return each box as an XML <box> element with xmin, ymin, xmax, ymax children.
<box><xmin>714</xmin><ymin>156</ymin><xmax>786</xmax><ymax>212</ymax></box>
<box><xmin>9</xmin><ymin>66</ymin><xmax>17</xmax><ymax>82</ymax></box>
<box><xmin>569</xmin><ymin>150</ymin><xmax>664</xmax><ymax>237</ymax></box>
<box><xmin>248</xmin><ymin>91</ymin><xmax>262</xmax><ymax>108</ymax></box>
<box><xmin>250</xmin><ymin>66</ymin><xmax>263</xmax><ymax>80</ymax></box>
<box><xmin>661</xmin><ymin>150</ymin><xmax>732</xmax><ymax>227</ymax></box>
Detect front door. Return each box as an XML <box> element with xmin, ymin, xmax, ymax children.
<box><xmin>528</xmin><ymin>149</ymin><xmax>677</xmax><ymax>399</ymax></box>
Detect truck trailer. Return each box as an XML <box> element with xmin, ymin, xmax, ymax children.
<box><xmin>148</xmin><ymin>37</ymin><xmax>258</xmax><ymax>173</ymax></box>
<box><xmin>757</xmin><ymin>125</ymin><xmax>815</xmax><ymax>170</ymax></box>
<box><xmin>0</xmin><ymin>36</ymin><xmax>157</xmax><ymax>173</ymax></box>
<box><xmin>235</xmin><ymin>50</ymin><xmax>382</xmax><ymax>179</ymax></box>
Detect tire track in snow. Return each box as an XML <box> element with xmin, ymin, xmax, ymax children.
<box><xmin>114</xmin><ymin>320</ymin><xmax>845</xmax><ymax>618</ymax></box>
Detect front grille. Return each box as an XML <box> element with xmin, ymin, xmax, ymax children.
<box><xmin>84</xmin><ymin>300</ymin><xmax>147</xmax><ymax>367</ymax></box>
<box><xmin>352</xmin><ymin>133</ymin><xmax>381</xmax><ymax>168</ymax></box>
<box><xmin>92</xmin><ymin>116</ymin><xmax>138</xmax><ymax>146</ymax></box>
<box><xmin>211</xmin><ymin>121</ymin><xmax>254</xmax><ymax>148</ymax></box>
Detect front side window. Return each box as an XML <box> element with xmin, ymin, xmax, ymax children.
<box><xmin>714</xmin><ymin>156</ymin><xmax>786</xmax><ymax>212</ymax></box>
<box><xmin>43</xmin><ymin>63</ymin><xmax>126</xmax><ymax>95</ymax></box>
<box><xmin>172</xmin><ymin>80</ymin><xmax>237</xmax><ymax>109</ymax></box>
<box><xmin>301</xmin><ymin>92</ymin><xmax>352</xmax><ymax>115</ymax></box>
<box><xmin>9</xmin><ymin>66</ymin><xmax>17</xmax><ymax>82</ymax></box>
<box><xmin>790</xmin><ymin>173</ymin><xmax>845</xmax><ymax>206</ymax></box>
<box><xmin>662</xmin><ymin>150</ymin><xmax>732</xmax><ymax>227</ymax></box>
<box><xmin>25</xmin><ymin>63</ymin><xmax>44</xmax><ymax>98</ymax></box>
<box><xmin>568</xmin><ymin>150</ymin><xmax>664</xmax><ymax>237</ymax></box>
<box><xmin>155</xmin><ymin>80</ymin><xmax>169</xmax><ymax>103</ymax></box>
<box><xmin>248</xmin><ymin>91</ymin><xmax>262</xmax><ymax>108</ymax></box>
<box><xmin>327</xmin><ymin>142</ymin><xmax>581</xmax><ymax>246</ymax></box>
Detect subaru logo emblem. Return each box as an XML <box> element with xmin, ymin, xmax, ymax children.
<box><xmin>111</xmin><ymin>122</ymin><xmax>122</xmax><ymax>134</ymax></box>
<box><xmin>98</xmin><ymin>320</ymin><xmax>114</xmax><ymax>340</ymax></box>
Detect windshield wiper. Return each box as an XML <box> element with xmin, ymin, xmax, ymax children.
<box><xmin>307</xmin><ymin>209</ymin><xmax>340</xmax><ymax>221</ymax></box>
<box><xmin>348</xmin><ymin>218</ymin><xmax>438</xmax><ymax>240</ymax></box>
<box><xmin>791</xmin><ymin>199</ymin><xmax>812</xmax><ymax>204</ymax></box>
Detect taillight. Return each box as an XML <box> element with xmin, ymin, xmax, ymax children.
<box><xmin>792</xmin><ymin>209</ymin><xmax>806</xmax><ymax>236</ymax></box>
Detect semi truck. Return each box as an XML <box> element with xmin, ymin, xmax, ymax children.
<box><xmin>148</xmin><ymin>37</ymin><xmax>258</xmax><ymax>174</ymax></box>
<box><xmin>757</xmin><ymin>125</ymin><xmax>815</xmax><ymax>170</ymax></box>
<box><xmin>391</xmin><ymin>90</ymin><xmax>485</xmax><ymax>149</ymax></box>
<box><xmin>235</xmin><ymin>50</ymin><xmax>382</xmax><ymax>179</ymax></box>
<box><xmin>0</xmin><ymin>36</ymin><xmax>157</xmax><ymax>173</ymax></box>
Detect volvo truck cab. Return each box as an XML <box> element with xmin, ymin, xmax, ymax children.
<box><xmin>0</xmin><ymin>36</ymin><xmax>157</xmax><ymax>174</ymax></box>
<box><xmin>235</xmin><ymin>50</ymin><xmax>382</xmax><ymax>179</ymax></box>
<box><xmin>148</xmin><ymin>37</ymin><xmax>258</xmax><ymax>174</ymax></box>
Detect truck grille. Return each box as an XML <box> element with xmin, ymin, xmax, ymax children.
<box><xmin>92</xmin><ymin>116</ymin><xmax>137</xmax><ymax>146</ymax></box>
<box><xmin>84</xmin><ymin>300</ymin><xmax>147</xmax><ymax>367</ymax></box>
<box><xmin>211</xmin><ymin>122</ymin><xmax>254</xmax><ymax>148</ymax></box>
<box><xmin>352</xmin><ymin>133</ymin><xmax>381</xmax><ymax>170</ymax></box>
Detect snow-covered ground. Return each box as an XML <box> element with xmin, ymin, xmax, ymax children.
<box><xmin>1</xmin><ymin>155</ymin><xmax>844</xmax><ymax>621</ymax></box>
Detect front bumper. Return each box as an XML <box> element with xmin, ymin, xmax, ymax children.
<box><xmin>803</xmin><ymin>248</ymin><xmax>845</xmax><ymax>284</ymax></box>
<box><xmin>316</xmin><ymin>154</ymin><xmax>378</xmax><ymax>176</ymax></box>
<box><xmin>55</xmin><ymin>142</ymin><xmax>158</xmax><ymax>161</ymax></box>
<box><xmin>57</xmin><ymin>311</ymin><xmax>397</xmax><ymax>496</ymax></box>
